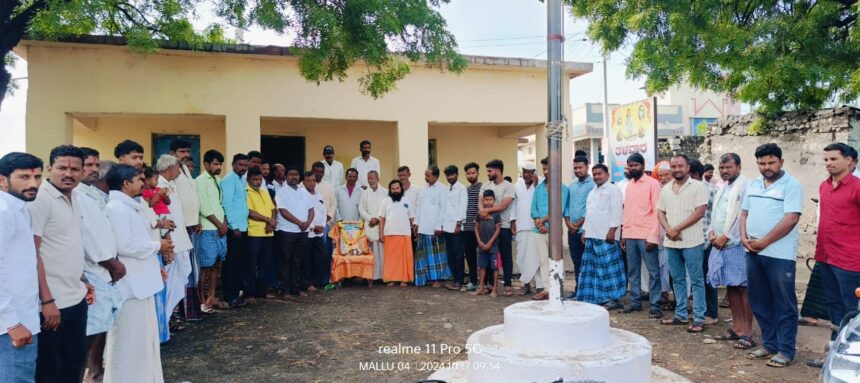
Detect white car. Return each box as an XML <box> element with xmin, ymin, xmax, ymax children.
<box><xmin>820</xmin><ymin>288</ymin><xmax>860</xmax><ymax>383</ymax></box>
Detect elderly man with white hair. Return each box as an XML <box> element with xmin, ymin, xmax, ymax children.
<box><xmin>154</xmin><ymin>155</ymin><xmax>193</xmax><ymax>331</ymax></box>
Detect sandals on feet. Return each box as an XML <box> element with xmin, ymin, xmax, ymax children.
<box><xmin>746</xmin><ymin>348</ymin><xmax>775</xmax><ymax>360</ymax></box>
<box><xmin>713</xmin><ymin>329</ymin><xmax>740</xmax><ymax>341</ymax></box>
<box><xmin>734</xmin><ymin>336</ymin><xmax>756</xmax><ymax>350</ymax></box>
<box><xmin>503</xmin><ymin>287</ymin><xmax>513</xmax><ymax>297</ymax></box>
<box><xmin>766</xmin><ymin>354</ymin><xmax>794</xmax><ymax>368</ymax></box>
<box><xmin>687</xmin><ymin>323</ymin><xmax>705</xmax><ymax>333</ymax></box>
<box><xmin>660</xmin><ymin>317</ymin><xmax>690</xmax><ymax>326</ymax></box>
<box><xmin>532</xmin><ymin>291</ymin><xmax>549</xmax><ymax>301</ymax></box>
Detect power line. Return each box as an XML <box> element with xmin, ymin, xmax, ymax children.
<box><xmin>531</xmin><ymin>31</ymin><xmax>586</xmax><ymax>59</ymax></box>
<box><xmin>460</xmin><ymin>40</ymin><xmax>551</xmax><ymax>48</ymax></box>
<box><xmin>564</xmin><ymin>38</ymin><xmax>591</xmax><ymax>60</ymax></box>
<box><xmin>458</xmin><ymin>35</ymin><xmax>546</xmax><ymax>43</ymax></box>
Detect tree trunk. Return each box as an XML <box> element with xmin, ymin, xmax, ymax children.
<box><xmin>0</xmin><ymin>63</ymin><xmax>10</xmax><ymax>113</ymax></box>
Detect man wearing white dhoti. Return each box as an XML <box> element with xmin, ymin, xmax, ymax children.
<box><xmin>359</xmin><ymin>171</ymin><xmax>387</xmax><ymax>281</ymax></box>
<box><xmin>103</xmin><ymin>164</ymin><xmax>173</xmax><ymax>383</ymax></box>
<box><xmin>512</xmin><ymin>163</ymin><xmax>541</xmax><ymax>295</ymax></box>
<box><xmin>155</xmin><ymin>155</ymin><xmax>193</xmax><ymax>328</ymax></box>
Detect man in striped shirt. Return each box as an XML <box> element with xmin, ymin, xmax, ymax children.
<box><xmin>657</xmin><ymin>154</ymin><xmax>709</xmax><ymax>332</ymax></box>
<box><xmin>462</xmin><ymin>162</ymin><xmax>482</xmax><ymax>291</ymax></box>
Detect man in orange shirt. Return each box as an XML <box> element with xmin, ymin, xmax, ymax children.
<box><xmin>619</xmin><ymin>153</ymin><xmax>664</xmax><ymax>319</ymax></box>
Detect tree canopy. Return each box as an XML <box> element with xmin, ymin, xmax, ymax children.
<box><xmin>568</xmin><ymin>0</ymin><xmax>860</xmax><ymax>116</ymax></box>
<box><xmin>0</xmin><ymin>0</ymin><xmax>466</xmax><ymax>108</ymax></box>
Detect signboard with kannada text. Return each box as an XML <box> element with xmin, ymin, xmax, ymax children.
<box><xmin>608</xmin><ymin>98</ymin><xmax>657</xmax><ymax>182</ymax></box>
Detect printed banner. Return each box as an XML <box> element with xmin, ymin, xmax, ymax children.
<box><xmin>608</xmin><ymin>98</ymin><xmax>657</xmax><ymax>182</ymax></box>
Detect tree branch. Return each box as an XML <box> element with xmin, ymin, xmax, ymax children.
<box><xmin>113</xmin><ymin>1</ymin><xmax>163</xmax><ymax>35</ymax></box>
<box><xmin>1</xmin><ymin>0</ymin><xmax>48</xmax><ymax>52</ymax></box>
<box><xmin>0</xmin><ymin>0</ymin><xmax>21</xmax><ymax>24</ymax></box>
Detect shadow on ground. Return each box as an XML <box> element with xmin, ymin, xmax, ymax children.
<box><xmin>162</xmin><ymin>274</ymin><xmax>826</xmax><ymax>383</ymax></box>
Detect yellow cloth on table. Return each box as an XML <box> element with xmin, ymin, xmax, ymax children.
<box><xmin>328</xmin><ymin>221</ymin><xmax>375</xmax><ymax>282</ymax></box>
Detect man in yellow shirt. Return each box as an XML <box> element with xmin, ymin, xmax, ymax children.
<box><xmin>246</xmin><ymin>167</ymin><xmax>277</xmax><ymax>303</ymax></box>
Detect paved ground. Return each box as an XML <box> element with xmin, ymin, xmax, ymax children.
<box><xmin>162</xmin><ymin>266</ymin><xmax>828</xmax><ymax>383</ymax></box>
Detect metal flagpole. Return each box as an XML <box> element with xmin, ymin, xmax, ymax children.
<box><xmin>602</xmin><ymin>55</ymin><xmax>610</xmax><ymax>163</ymax></box>
<box><xmin>546</xmin><ymin>0</ymin><xmax>565</xmax><ymax>307</ymax></box>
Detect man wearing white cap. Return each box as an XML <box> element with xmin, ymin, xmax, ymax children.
<box><xmin>512</xmin><ymin>162</ymin><xmax>542</xmax><ymax>295</ymax></box>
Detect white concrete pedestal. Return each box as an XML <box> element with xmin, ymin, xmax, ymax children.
<box><xmin>428</xmin><ymin>301</ymin><xmax>690</xmax><ymax>383</ymax></box>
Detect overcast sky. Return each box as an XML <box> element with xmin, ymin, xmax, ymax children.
<box><xmin>0</xmin><ymin>0</ymin><xmax>646</xmax><ymax>154</ymax></box>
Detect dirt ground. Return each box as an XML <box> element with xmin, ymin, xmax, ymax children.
<box><xmin>162</xmin><ymin>264</ymin><xmax>827</xmax><ymax>383</ymax></box>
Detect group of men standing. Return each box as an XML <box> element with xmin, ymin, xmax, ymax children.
<box><xmin>2</xmin><ymin>135</ymin><xmax>858</xmax><ymax>382</ymax></box>
<box><xmin>564</xmin><ymin>142</ymin><xmax>860</xmax><ymax>369</ymax></box>
<box><xmin>0</xmin><ymin>141</ymin><xmax>175</xmax><ymax>383</ymax></box>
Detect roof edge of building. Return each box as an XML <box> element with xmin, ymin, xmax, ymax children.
<box><xmin>18</xmin><ymin>35</ymin><xmax>592</xmax><ymax>75</ymax></box>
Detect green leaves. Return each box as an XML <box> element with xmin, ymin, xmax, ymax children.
<box><xmin>568</xmin><ymin>0</ymin><xmax>860</xmax><ymax>117</ymax></box>
<box><xmin>287</xmin><ymin>0</ymin><xmax>465</xmax><ymax>98</ymax></box>
<box><xmin>4</xmin><ymin>0</ymin><xmax>464</xmax><ymax>101</ymax></box>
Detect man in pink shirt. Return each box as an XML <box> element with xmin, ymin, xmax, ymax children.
<box><xmin>620</xmin><ymin>153</ymin><xmax>664</xmax><ymax>318</ymax></box>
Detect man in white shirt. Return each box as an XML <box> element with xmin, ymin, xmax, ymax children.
<box><xmin>77</xmin><ymin>148</ymin><xmax>127</xmax><ymax>382</ymax></box>
<box><xmin>359</xmin><ymin>171</ymin><xmax>388</xmax><ymax>281</ymax></box>
<box><xmin>512</xmin><ymin>163</ymin><xmax>541</xmax><ymax>295</ymax></box>
<box><xmin>103</xmin><ymin>163</ymin><xmax>173</xmax><ymax>383</ymax></box>
<box><xmin>414</xmin><ymin>166</ymin><xmax>450</xmax><ymax>288</ymax></box>
<box><xmin>302</xmin><ymin>171</ymin><xmax>332</xmax><ymax>290</ymax></box>
<box><xmin>616</xmin><ymin>165</ymin><xmax>630</xmax><ymax>199</ymax></box>
<box><xmin>310</xmin><ymin>161</ymin><xmax>339</xmax><ymax>284</ymax></box>
<box><xmin>350</xmin><ymin>140</ymin><xmax>381</xmax><ymax>189</ymax></box>
<box><xmin>577</xmin><ymin>164</ymin><xmax>626</xmax><ymax>309</ymax></box>
<box><xmin>322</xmin><ymin>145</ymin><xmax>344</xmax><ymax>188</ymax></box>
<box><xmin>275</xmin><ymin>166</ymin><xmax>315</xmax><ymax>298</ymax></box>
<box><xmin>398</xmin><ymin>166</ymin><xmax>419</xmax><ymax>215</ymax></box>
<box><xmin>310</xmin><ymin>162</ymin><xmax>338</xmax><ymax>222</ymax></box>
<box><xmin>155</xmin><ymin>155</ymin><xmax>194</xmax><ymax>329</ymax></box>
<box><xmin>269</xmin><ymin>164</ymin><xmax>288</xmax><ymax>195</ymax></box>
<box><xmin>441</xmin><ymin>165</ymin><xmax>467</xmax><ymax>290</ymax></box>
<box><xmin>335</xmin><ymin>168</ymin><xmax>363</xmax><ymax>222</ymax></box>
<box><xmin>28</xmin><ymin>145</ymin><xmax>94</xmax><ymax>382</ymax></box>
<box><xmin>0</xmin><ymin>152</ymin><xmax>44</xmax><ymax>382</ymax></box>
<box><xmin>168</xmin><ymin>139</ymin><xmax>203</xmax><ymax>321</ymax></box>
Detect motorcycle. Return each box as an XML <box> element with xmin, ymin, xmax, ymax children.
<box><xmin>819</xmin><ymin>287</ymin><xmax>860</xmax><ymax>383</ymax></box>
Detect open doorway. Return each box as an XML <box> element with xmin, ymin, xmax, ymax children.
<box><xmin>261</xmin><ymin>135</ymin><xmax>305</xmax><ymax>171</ymax></box>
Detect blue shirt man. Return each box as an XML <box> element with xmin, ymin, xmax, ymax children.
<box><xmin>739</xmin><ymin>143</ymin><xmax>803</xmax><ymax>364</ymax></box>
<box><xmin>219</xmin><ymin>154</ymin><xmax>250</xmax><ymax>306</ymax></box>
<box><xmin>531</xmin><ymin>179</ymin><xmax>570</xmax><ymax>233</ymax></box>
<box><xmin>742</xmin><ymin>171</ymin><xmax>803</xmax><ymax>261</ymax></box>
<box><xmin>564</xmin><ymin>157</ymin><xmax>594</xmax><ymax>291</ymax></box>
<box><xmin>221</xmin><ymin>161</ymin><xmax>250</xmax><ymax>232</ymax></box>
<box><xmin>566</xmin><ymin>175</ymin><xmax>594</xmax><ymax>232</ymax></box>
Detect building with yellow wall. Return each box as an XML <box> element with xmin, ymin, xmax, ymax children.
<box><xmin>15</xmin><ymin>36</ymin><xmax>590</xmax><ymax>185</ymax></box>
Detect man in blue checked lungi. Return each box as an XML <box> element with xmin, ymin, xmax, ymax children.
<box><xmin>413</xmin><ymin>166</ymin><xmax>450</xmax><ymax>287</ymax></box>
<box><xmin>706</xmin><ymin>153</ymin><xmax>755</xmax><ymax>350</ymax></box>
<box><xmin>576</xmin><ymin>164</ymin><xmax>626</xmax><ymax>309</ymax></box>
